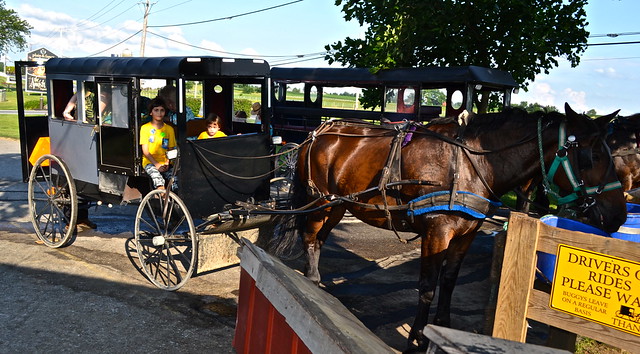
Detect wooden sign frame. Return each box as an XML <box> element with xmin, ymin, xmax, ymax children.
<box><xmin>492</xmin><ymin>212</ymin><xmax>640</xmax><ymax>353</ymax></box>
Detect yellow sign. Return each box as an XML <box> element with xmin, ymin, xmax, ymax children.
<box><xmin>549</xmin><ymin>244</ymin><xmax>640</xmax><ymax>336</ymax></box>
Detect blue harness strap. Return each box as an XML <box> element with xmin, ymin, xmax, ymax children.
<box><xmin>407</xmin><ymin>191</ymin><xmax>502</xmax><ymax>219</ymax></box>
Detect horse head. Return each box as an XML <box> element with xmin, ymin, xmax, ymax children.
<box><xmin>546</xmin><ymin>103</ymin><xmax>626</xmax><ymax>233</ymax></box>
<box><xmin>607</xmin><ymin>112</ymin><xmax>640</xmax><ymax>192</ymax></box>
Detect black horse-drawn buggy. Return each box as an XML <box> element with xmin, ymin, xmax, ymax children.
<box><xmin>16</xmin><ymin>56</ymin><xmax>286</xmax><ymax>290</ymax></box>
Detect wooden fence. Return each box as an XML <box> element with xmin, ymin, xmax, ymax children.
<box><xmin>492</xmin><ymin>212</ymin><xmax>640</xmax><ymax>353</ymax></box>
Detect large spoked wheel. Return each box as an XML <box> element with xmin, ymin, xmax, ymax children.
<box><xmin>276</xmin><ymin>142</ymin><xmax>299</xmax><ymax>180</ymax></box>
<box><xmin>135</xmin><ymin>189</ymin><xmax>197</xmax><ymax>291</ymax></box>
<box><xmin>28</xmin><ymin>154</ymin><xmax>77</xmax><ymax>248</ymax></box>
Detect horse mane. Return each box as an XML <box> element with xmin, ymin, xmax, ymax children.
<box><xmin>612</xmin><ymin>113</ymin><xmax>640</xmax><ymax>132</ymax></box>
<box><xmin>434</xmin><ymin>108</ymin><xmax>562</xmax><ymax>138</ymax></box>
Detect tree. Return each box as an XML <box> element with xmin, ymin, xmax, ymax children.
<box><xmin>0</xmin><ymin>0</ymin><xmax>32</xmax><ymax>54</ymax></box>
<box><xmin>511</xmin><ymin>101</ymin><xmax>558</xmax><ymax>113</ymax></box>
<box><xmin>326</xmin><ymin>0</ymin><xmax>588</xmax><ymax>110</ymax></box>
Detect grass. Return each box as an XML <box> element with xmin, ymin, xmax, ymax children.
<box><xmin>575</xmin><ymin>336</ymin><xmax>628</xmax><ymax>353</ymax></box>
<box><xmin>0</xmin><ymin>114</ymin><xmax>19</xmax><ymax>139</ymax></box>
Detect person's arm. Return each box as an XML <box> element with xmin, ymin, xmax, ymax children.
<box><xmin>63</xmin><ymin>94</ymin><xmax>78</xmax><ymax>120</ymax></box>
<box><xmin>141</xmin><ymin>143</ymin><xmax>168</xmax><ymax>172</ymax></box>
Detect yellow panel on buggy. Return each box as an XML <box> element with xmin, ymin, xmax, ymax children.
<box><xmin>29</xmin><ymin>137</ymin><xmax>51</xmax><ymax>167</ymax></box>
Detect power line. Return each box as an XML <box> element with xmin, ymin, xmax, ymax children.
<box><xmin>582</xmin><ymin>56</ymin><xmax>640</xmax><ymax>61</ymax></box>
<box><xmin>271</xmin><ymin>55</ymin><xmax>326</xmax><ymax>66</ymax></box>
<box><xmin>146</xmin><ymin>30</ymin><xmax>326</xmax><ymax>58</ymax></box>
<box><xmin>88</xmin><ymin>30</ymin><xmax>142</xmax><ymax>57</ymax></box>
<box><xmin>587</xmin><ymin>40</ymin><xmax>640</xmax><ymax>47</ymax></box>
<box><xmin>589</xmin><ymin>31</ymin><xmax>640</xmax><ymax>38</ymax></box>
<box><xmin>77</xmin><ymin>4</ymin><xmax>139</xmax><ymax>33</ymax></box>
<box><xmin>149</xmin><ymin>0</ymin><xmax>193</xmax><ymax>16</ymax></box>
<box><xmin>147</xmin><ymin>0</ymin><xmax>303</xmax><ymax>28</ymax></box>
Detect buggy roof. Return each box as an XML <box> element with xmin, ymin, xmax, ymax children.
<box><xmin>271</xmin><ymin>65</ymin><xmax>518</xmax><ymax>89</ymax></box>
<box><xmin>44</xmin><ymin>56</ymin><xmax>271</xmax><ymax>79</ymax></box>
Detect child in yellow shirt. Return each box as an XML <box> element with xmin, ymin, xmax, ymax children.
<box><xmin>197</xmin><ymin>113</ymin><xmax>227</xmax><ymax>139</ymax></box>
<box><xmin>140</xmin><ymin>98</ymin><xmax>177</xmax><ymax>190</ymax></box>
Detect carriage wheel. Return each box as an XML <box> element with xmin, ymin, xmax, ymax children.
<box><xmin>270</xmin><ymin>176</ymin><xmax>294</xmax><ymax>209</ymax></box>
<box><xmin>28</xmin><ymin>154</ymin><xmax>77</xmax><ymax>248</ymax></box>
<box><xmin>134</xmin><ymin>189</ymin><xmax>196</xmax><ymax>291</ymax></box>
<box><xmin>276</xmin><ymin>142</ymin><xmax>299</xmax><ymax>180</ymax></box>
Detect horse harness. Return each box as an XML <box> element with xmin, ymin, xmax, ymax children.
<box><xmin>539</xmin><ymin>119</ymin><xmax>622</xmax><ymax>212</ymax></box>
<box><xmin>303</xmin><ymin>118</ymin><xmax>502</xmax><ymax>241</ymax></box>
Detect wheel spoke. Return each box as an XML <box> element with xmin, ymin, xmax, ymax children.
<box><xmin>29</xmin><ymin>155</ymin><xmax>77</xmax><ymax>248</ymax></box>
<box><xmin>135</xmin><ymin>190</ymin><xmax>196</xmax><ymax>290</ymax></box>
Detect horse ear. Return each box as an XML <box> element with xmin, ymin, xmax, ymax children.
<box><xmin>565</xmin><ymin>102</ymin><xmax>577</xmax><ymax>117</ymax></box>
<box><xmin>594</xmin><ymin>109</ymin><xmax>620</xmax><ymax>128</ymax></box>
<box><xmin>564</xmin><ymin>103</ymin><xmax>583</xmax><ymax>126</ymax></box>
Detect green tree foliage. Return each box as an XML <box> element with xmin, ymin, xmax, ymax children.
<box><xmin>511</xmin><ymin>101</ymin><xmax>559</xmax><ymax>113</ymax></box>
<box><xmin>422</xmin><ymin>89</ymin><xmax>446</xmax><ymax>106</ymax></box>
<box><xmin>0</xmin><ymin>1</ymin><xmax>32</xmax><ymax>53</ymax></box>
<box><xmin>326</xmin><ymin>0</ymin><xmax>588</xmax><ymax>90</ymax></box>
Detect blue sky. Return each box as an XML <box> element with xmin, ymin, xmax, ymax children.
<box><xmin>5</xmin><ymin>0</ymin><xmax>640</xmax><ymax>115</ymax></box>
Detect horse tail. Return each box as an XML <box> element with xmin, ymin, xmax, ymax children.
<box><xmin>268</xmin><ymin>168</ymin><xmax>308</xmax><ymax>260</ymax></box>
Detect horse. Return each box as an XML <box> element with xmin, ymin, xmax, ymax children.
<box><xmin>275</xmin><ymin>103</ymin><xmax>626</xmax><ymax>351</ymax></box>
<box><xmin>609</xmin><ymin>113</ymin><xmax>640</xmax><ymax>192</ymax></box>
<box><xmin>517</xmin><ymin>112</ymin><xmax>640</xmax><ymax>212</ymax></box>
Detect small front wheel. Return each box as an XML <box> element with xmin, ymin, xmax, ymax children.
<box><xmin>134</xmin><ymin>190</ymin><xmax>197</xmax><ymax>291</ymax></box>
<box><xmin>28</xmin><ymin>154</ymin><xmax>77</xmax><ymax>248</ymax></box>
<box><xmin>275</xmin><ymin>142</ymin><xmax>299</xmax><ymax>180</ymax></box>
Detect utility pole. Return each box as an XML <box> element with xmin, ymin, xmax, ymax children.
<box><xmin>139</xmin><ymin>0</ymin><xmax>151</xmax><ymax>57</ymax></box>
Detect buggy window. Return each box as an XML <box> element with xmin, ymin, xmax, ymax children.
<box><xmin>51</xmin><ymin>79</ymin><xmax>76</xmax><ymax>120</ymax></box>
<box><xmin>385</xmin><ymin>87</ymin><xmax>416</xmax><ymax>113</ymax></box>
<box><xmin>99</xmin><ymin>82</ymin><xmax>129</xmax><ymax>128</ymax></box>
<box><xmin>80</xmin><ymin>81</ymin><xmax>98</xmax><ymax>124</ymax></box>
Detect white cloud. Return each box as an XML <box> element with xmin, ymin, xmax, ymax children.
<box><xmin>515</xmin><ymin>82</ymin><xmax>556</xmax><ymax>107</ymax></box>
<box><xmin>197</xmin><ymin>40</ymin><xmax>227</xmax><ymax>55</ymax></box>
<box><xmin>594</xmin><ymin>67</ymin><xmax>618</xmax><ymax>79</ymax></box>
<box><xmin>562</xmin><ymin>88</ymin><xmax>588</xmax><ymax>113</ymax></box>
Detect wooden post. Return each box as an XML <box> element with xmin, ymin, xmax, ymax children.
<box><xmin>492</xmin><ymin>212</ymin><xmax>540</xmax><ymax>341</ymax></box>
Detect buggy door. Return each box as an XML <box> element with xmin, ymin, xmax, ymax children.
<box><xmin>96</xmin><ymin>79</ymin><xmax>139</xmax><ymax>175</ymax></box>
<box><xmin>15</xmin><ymin>61</ymin><xmax>49</xmax><ymax>182</ymax></box>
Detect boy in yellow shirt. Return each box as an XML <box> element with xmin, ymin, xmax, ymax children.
<box><xmin>140</xmin><ymin>98</ymin><xmax>177</xmax><ymax>190</ymax></box>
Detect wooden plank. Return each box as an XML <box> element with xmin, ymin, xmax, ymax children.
<box><xmin>537</xmin><ymin>223</ymin><xmax>640</xmax><ymax>262</ymax></box>
<box><xmin>492</xmin><ymin>212</ymin><xmax>540</xmax><ymax>341</ymax></box>
<box><xmin>527</xmin><ymin>289</ymin><xmax>640</xmax><ymax>353</ymax></box>
<box><xmin>238</xmin><ymin>240</ymin><xmax>394</xmax><ymax>354</ymax></box>
<box><xmin>424</xmin><ymin>325</ymin><xmax>569</xmax><ymax>353</ymax></box>
<box><xmin>197</xmin><ymin>229</ymin><xmax>260</xmax><ymax>273</ymax></box>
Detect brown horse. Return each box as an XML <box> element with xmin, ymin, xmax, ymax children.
<box><xmin>609</xmin><ymin>114</ymin><xmax>640</xmax><ymax>192</ymax></box>
<box><xmin>518</xmin><ymin>112</ymin><xmax>640</xmax><ymax>212</ymax></box>
<box><xmin>277</xmin><ymin>104</ymin><xmax>626</xmax><ymax>351</ymax></box>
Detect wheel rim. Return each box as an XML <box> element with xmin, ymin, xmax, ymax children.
<box><xmin>276</xmin><ymin>143</ymin><xmax>299</xmax><ymax>180</ymax></box>
<box><xmin>135</xmin><ymin>190</ymin><xmax>197</xmax><ymax>291</ymax></box>
<box><xmin>28</xmin><ymin>154</ymin><xmax>77</xmax><ymax>248</ymax></box>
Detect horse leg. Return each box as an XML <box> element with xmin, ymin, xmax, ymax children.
<box><xmin>303</xmin><ymin>205</ymin><xmax>347</xmax><ymax>284</ymax></box>
<box><xmin>407</xmin><ymin>228</ymin><xmax>451</xmax><ymax>350</ymax></box>
<box><xmin>433</xmin><ymin>231</ymin><xmax>477</xmax><ymax>327</ymax></box>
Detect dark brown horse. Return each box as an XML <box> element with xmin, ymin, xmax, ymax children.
<box><xmin>518</xmin><ymin>112</ymin><xmax>640</xmax><ymax>212</ymax></box>
<box><xmin>609</xmin><ymin>113</ymin><xmax>640</xmax><ymax>192</ymax></box>
<box><xmin>277</xmin><ymin>104</ymin><xmax>626</xmax><ymax>351</ymax></box>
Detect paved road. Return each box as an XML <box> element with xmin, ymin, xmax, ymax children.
<box><xmin>0</xmin><ymin>138</ymin><xmax>239</xmax><ymax>353</ymax></box>
<box><xmin>0</xmin><ymin>137</ymin><xmax>513</xmax><ymax>353</ymax></box>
